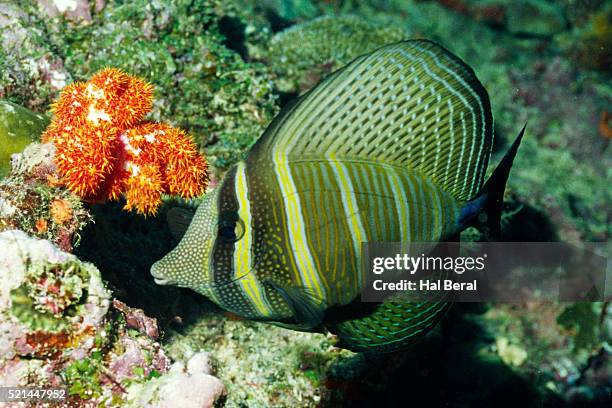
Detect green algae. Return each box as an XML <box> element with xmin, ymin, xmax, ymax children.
<box><xmin>557</xmin><ymin>302</ymin><xmax>603</xmax><ymax>351</ymax></box>
<box><xmin>0</xmin><ymin>1</ymin><xmax>66</xmax><ymax>112</ymax></box>
<box><xmin>268</xmin><ymin>15</ymin><xmax>405</xmax><ymax>95</ymax></box>
<box><xmin>9</xmin><ymin>260</ymin><xmax>92</xmax><ymax>333</ymax></box>
<box><xmin>54</xmin><ymin>0</ymin><xmax>279</xmax><ymax>169</ymax></box>
<box><xmin>504</xmin><ymin>0</ymin><xmax>567</xmax><ymax>36</ymax></box>
<box><xmin>0</xmin><ymin>101</ymin><xmax>48</xmax><ymax>177</ymax></box>
<box><xmin>62</xmin><ymin>354</ymin><xmax>105</xmax><ymax>400</ymax></box>
<box><xmin>510</xmin><ymin>132</ymin><xmax>611</xmax><ymax>242</ymax></box>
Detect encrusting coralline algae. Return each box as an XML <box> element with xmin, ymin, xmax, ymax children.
<box><xmin>0</xmin><ymin>230</ymin><xmax>227</xmax><ymax>407</ymax></box>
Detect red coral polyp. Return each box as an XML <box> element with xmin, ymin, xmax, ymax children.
<box><xmin>122</xmin><ymin>123</ymin><xmax>209</xmax><ymax>199</ymax></box>
<box><xmin>166</xmin><ymin>153</ymin><xmax>208</xmax><ymax>198</ymax></box>
<box><xmin>50</xmin><ymin>124</ymin><xmax>121</xmax><ymax>197</ymax></box>
<box><xmin>124</xmin><ymin>163</ymin><xmax>164</xmax><ymax>215</ymax></box>
<box><xmin>49</xmin><ymin>82</ymin><xmax>90</xmax><ymax>127</ymax></box>
<box><xmin>44</xmin><ymin>68</ymin><xmax>208</xmax><ymax>215</ymax></box>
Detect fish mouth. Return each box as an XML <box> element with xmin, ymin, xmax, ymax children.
<box><xmin>153</xmin><ymin>277</ymin><xmax>171</xmax><ymax>285</ymax></box>
<box><xmin>150</xmin><ymin>264</ymin><xmax>174</xmax><ymax>285</ymax></box>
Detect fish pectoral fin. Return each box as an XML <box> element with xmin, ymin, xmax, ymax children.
<box><xmin>265</xmin><ymin>281</ymin><xmax>326</xmax><ymax>331</ymax></box>
<box><xmin>167</xmin><ymin>207</ymin><xmax>196</xmax><ymax>241</ymax></box>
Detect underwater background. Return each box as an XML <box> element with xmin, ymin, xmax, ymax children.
<box><xmin>0</xmin><ymin>0</ymin><xmax>610</xmax><ymax>407</ymax></box>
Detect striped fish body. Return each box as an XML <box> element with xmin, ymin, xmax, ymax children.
<box><xmin>152</xmin><ymin>40</ymin><xmax>495</xmax><ymax>353</ymax></box>
<box><xmin>209</xmin><ymin>157</ymin><xmax>461</xmax><ymax>318</ymax></box>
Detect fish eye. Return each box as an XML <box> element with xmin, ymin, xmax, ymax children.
<box><xmin>217</xmin><ymin>211</ymin><xmax>245</xmax><ymax>243</ymax></box>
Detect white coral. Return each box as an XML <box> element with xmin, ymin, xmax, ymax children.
<box><xmin>0</xmin><ymin>230</ymin><xmax>71</xmax><ymax>310</ymax></box>
<box><xmin>125</xmin><ymin>352</ymin><xmax>226</xmax><ymax>408</ymax></box>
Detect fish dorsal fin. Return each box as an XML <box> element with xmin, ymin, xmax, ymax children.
<box><xmin>252</xmin><ymin>40</ymin><xmax>493</xmax><ymax>201</ymax></box>
<box><xmin>167</xmin><ymin>207</ymin><xmax>196</xmax><ymax>241</ymax></box>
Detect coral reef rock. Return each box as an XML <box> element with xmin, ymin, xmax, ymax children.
<box><xmin>0</xmin><ymin>229</ymin><xmax>109</xmax><ymax>360</ymax></box>
<box><xmin>268</xmin><ymin>15</ymin><xmax>405</xmax><ymax>95</ymax></box>
<box><xmin>36</xmin><ymin>0</ymin><xmax>95</xmax><ymax>22</ymax></box>
<box><xmin>0</xmin><ymin>2</ymin><xmax>71</xmax><ymax>110</ymax></box>
<box><xmin>1</xmin><ymin>142</ymin><xmax>92</xmax><ymax>252</ymax></box>
<box><xmin>505</xmin><ymin>0</ymin><xmax>567</xmax><ymax>36</ymax></box>
<box><xmin>125</xmin><ymin>352</ymin><xmax>226</xmax><ymax>408</ymax></box>
<box><xmin>0</xmin><ymin>230</ymin><xmax>226</xmax><ymax>406</ymax></box>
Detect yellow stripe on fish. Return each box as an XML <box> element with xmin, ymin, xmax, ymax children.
<box><xmin>273</xmin><ymin>147</ymin><xmax>328</xmax><ymax>304</ymax></box>
<box><xmin>234</xmin><ymin>162</ymin><xmax>274</xmax><ymax>317</ymax></box>
<box><xmin>326</xmin><ymin>152</ymin><xmax>368</xmax><ymax>292</ymax></box>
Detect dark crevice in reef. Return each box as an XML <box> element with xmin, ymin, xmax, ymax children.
<box><xmin>264</xmin><ymin>9</ymin><xmax>294</xmax><ymax>33</ymax></box>
<box><xmin>501</xmin><ymin>200</ymin><xmax>559</xmax><ymax>242</ymax></box>
<box><xmin>218</xmin><ymin>16</ymin><xmax>249</xmax><ymax>60</ymax></box>
<box><xmin>73</xmin><ymin>201</ymin><xmax>216</xmax><ymax>340</ymax></box>
<box><xmin>277</xmin><ymin>90</ymin><xmax>300</xmax><ymax>109</ymax></box>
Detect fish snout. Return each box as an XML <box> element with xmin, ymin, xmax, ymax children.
<box><xmin>150</xmin><ymin>263</ymin><xmax>174</xmax><ymax>285</ymax></box>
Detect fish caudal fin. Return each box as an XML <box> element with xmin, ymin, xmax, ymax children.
<box><xmin>461</xmin><ymin>124</ymin><xmax>526</xmax><ymax>240</ymax></box>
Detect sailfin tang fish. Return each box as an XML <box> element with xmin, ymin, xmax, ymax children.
<box><xmin>151</xmin><ymin>40</ymin><xmax>524</xmax><ymax>353</ymax></box>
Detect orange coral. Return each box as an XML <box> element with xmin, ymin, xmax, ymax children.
<box><xmin>35</xmin><ymin>219</ymin><xmax>48</xmax><ymax>234</ymax></box>
<box><xmin>124</xmin><ymin>163</ymin><xmax>164</xmax><ymax>215</ymax></box>
<box><xmin>43</xmin><ymin>68</ymin><xmax>208</xmax><ymax>215</ymax></box>
<box><xmin>122</xmin><ymin>123</ymin><xmax>209</xmax><ymax>198</ymax></box>
<box><xmin>50</xmin><ymin>199</ymin><xmax>73</xmax><ymax>225</ymax></box>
